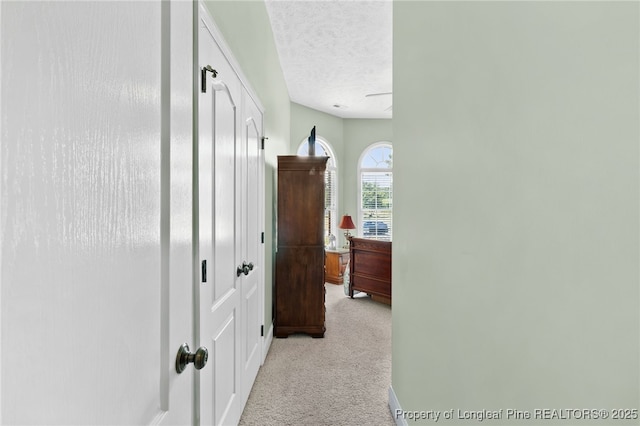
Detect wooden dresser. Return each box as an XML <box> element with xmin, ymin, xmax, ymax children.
<box><xmin>275</xmin><ymin>156</ymin><xmax>329</xmax><ymax>338</ymax></box>
<box><xmin>349</xmin><ymin>237</ymin><xmax>392</xmax><ymax>304</ymax></box>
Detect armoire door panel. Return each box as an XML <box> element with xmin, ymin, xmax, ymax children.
<box><xmin>276</xmin><ymin>156</ymin><xmax>328</xmax><ymax>247</ymax></box>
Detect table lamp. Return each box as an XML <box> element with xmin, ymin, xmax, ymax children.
<box><xmin>338</xmin><ymin>214</ymin><xmax>356</xmax><ymax>248</ymax></box>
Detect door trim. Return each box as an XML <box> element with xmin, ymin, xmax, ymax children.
<box><xmin>0</xmin><ymin>1</ymin><xmax>4</xmax><ymax>421</ymax></box>
<box><xmin>263</xmin><ymin>324</ymin><xmax>274</xmax><ymax>364</ymax></box>
<box><xmin>191</xmin><ymin>1</ymin><xmax>201</xmax><ymax>424</ymax></box>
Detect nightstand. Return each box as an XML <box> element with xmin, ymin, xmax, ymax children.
<box><xmin>324</xmin><ymin>249</ymin><xmax>350</xmax><ymax>285</ymax></box>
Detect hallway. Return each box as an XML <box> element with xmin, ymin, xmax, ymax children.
<box><xmin>239</xmin><ymin>284</ymin><xmax>394</xmax><ymax>425</ymax></box>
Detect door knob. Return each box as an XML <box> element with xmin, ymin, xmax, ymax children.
<box><xmin>176</xmin><ymin>343</ymin><xmax>208</xmax><ymax>374</ymax></box>
<box><xmin>237</xmin><ymin>264</ymin><xmax>247</xmax><ymax>277</ymax></box>
<box><xmin>236</xmin><ymin>261</ymin><xmax>254</xmax><ymax>277</ymax></box>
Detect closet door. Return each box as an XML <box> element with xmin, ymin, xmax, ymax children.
<box><xmin>239</xmin><ymin>90</ymin><xmax>264</xmax><ymax>407</ymax></box>
<box><xmin>198</xmin><ymin>16</ymin><xmax>244</xmax><ymax>426</ymax></box>
<box><xmin>197</xmin><ymin>4</ymin><xmax>265</xmax><ymax>425</ymax></box>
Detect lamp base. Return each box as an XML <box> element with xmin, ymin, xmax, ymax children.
<box><xmin>343</xmin><ymin>231</ymin><xmax>351</xmax><ymax>249</ymax></box>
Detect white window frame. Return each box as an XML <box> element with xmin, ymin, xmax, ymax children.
<box><xmin>297</xmin><ymin>137</ymin><xmax>338</xmax><ymax>243</ymax></box>
<box><xmin>358</xmin><ymin>142</ymin><xmax>392</xmax><ymax>241</ymax></box>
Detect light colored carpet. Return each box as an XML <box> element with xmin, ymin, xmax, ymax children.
<box><xmin>239</xmin><ymin>283</ymin><xmax>394</xmax><ymax>426</ymax></box>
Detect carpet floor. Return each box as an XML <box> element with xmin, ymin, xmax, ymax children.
<box><xmin>239</xmin><ymin>283</ymin><xmax>394</xmax><ymax>426</ymax></box>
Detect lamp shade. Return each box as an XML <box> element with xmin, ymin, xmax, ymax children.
<box><xmin>338</xmin><ymin>215</ymin><xmax>356</xmax><ymax>230</ymax></box>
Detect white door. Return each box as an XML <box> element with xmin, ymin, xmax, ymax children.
<box><xmin>0</xmin><ymin>1</ymin><xmax>193</xmax><ymax>424</ymax></box>
<box><xmin>197</xmin><ymin>5</ymin><xmax>265</xmax><ymax>424</ymax></box>
<box><xmin>198</xmin><ymin>15</ymin><xmax>244</xmax><ymax>426</ymax></box>
<box><xmin>239</xmin><ymin>91</ymin><xmax>264</xmax><ymax>408</ymax></box>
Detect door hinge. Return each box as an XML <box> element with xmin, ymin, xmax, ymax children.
<box><xmin>261</xmin><ymin>232</ymin><xmax>265</xmax><ymax>244</ymax></box>
<box><xmin>261</xmin><ymin>137</ymin><xmax>267</xmax><ymax>150</ymax></box>
<box><xmin>201</xmin><ymin>65</ymin><xmax>218</xmax><ymax>93</ymax></box>
<box><xmin>261</xmin><ymin>325</ymin><xmax>264</xmax><ymax>337</ymax></box>
<box><xmin>201</xmin><ymin>259</ymin><xmax>207</xmax><ymax>283</ymax></box>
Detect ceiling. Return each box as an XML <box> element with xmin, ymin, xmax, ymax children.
<box><xmin>264</xmin><ymin>0</ymin><xmax>393</xmax><ymax>119</ymax></box>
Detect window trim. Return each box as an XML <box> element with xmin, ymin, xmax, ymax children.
<box><xmin>358</xmin><ymin>141</ymin><xmax>393</xmax><ymax>240</ymax></box>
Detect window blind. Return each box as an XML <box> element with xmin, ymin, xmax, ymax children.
<box><xmin>361</xmin><ymin>171</ymin><xmax>392</xmax><ymax>241</ymax></box>
<box><xmin>325</xmin><ymin>168</ymin><xmax>336</xmax><ymax>236</ymax></box>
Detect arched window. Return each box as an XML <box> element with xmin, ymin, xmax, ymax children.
<box><xmin>358</xmin><ymin>143</ymin><xmax>392</xmax><ymax>241</ymax></box>
<box><xmin>297</xmin><ymin>138</ymin><xmax>338</xmax><ymax>243</ymax></box>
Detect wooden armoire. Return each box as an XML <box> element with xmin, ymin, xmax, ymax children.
<box><xmin>275</xmin><ymin>155</ymin><xmax>329</xmax><ymax>338</ymax></box>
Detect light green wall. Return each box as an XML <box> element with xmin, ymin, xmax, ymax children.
<box><xmin>291</xmin><ymin>102</ymin><xmax>392</xmax><ymax>247</ymax></box>
<box><xmin>393</xmin><ymin>2</ymin><xmax>639</xmax><ymax>423</ymax></box>
<box><xmin>343</xmin><ymin>119</ymin><xmax>392</xmax><ymax>239</ymax></box>
<box><xmin>290</xmin><ymin>103</ymin><xmax>345</xmax><ymax>243</ymax></box>
<box><xmin>290</xmin><ymin>102</ymin><xmax>344</xmax><ymax>155</ymax></box>
<box><xmin>203</xmin><ymin>0</ymin><xmax>290</xmax><ymax>331</ymax></box>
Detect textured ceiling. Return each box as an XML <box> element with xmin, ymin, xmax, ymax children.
<box><xmin>265</xmin><ymin>0</ymin><xmax>392</xmax><ymax>119</ymax></box>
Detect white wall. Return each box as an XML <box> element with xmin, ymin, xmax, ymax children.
<box><xmin>393</xmin><ymin>2</ymin><xmax>639</xmax><ymax>423</ymax></box>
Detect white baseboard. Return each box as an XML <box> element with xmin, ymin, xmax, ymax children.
<box><xmin>262</xmin><ymin>323</ymin><xmax>273</xmax><ymax>364</ymax></box>
<box><xmin>389</xmin><ymin>386</ymin><xmax>408</xmax><ymax>426</ymax></box>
